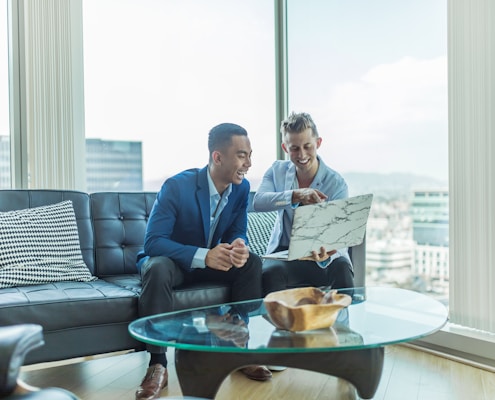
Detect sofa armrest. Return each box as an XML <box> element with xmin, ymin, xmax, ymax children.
<box><xmin>248</xmin><ymin>209</ymin><xmax>367</xmax><ymax>287</ymax></box>
<box><xmin>0</xmin><ymin>324</ymin><xmax>44</xmax><ymax>396</ymax></box>
<box><xmin>349</xmin><ymin>235</ymin><xmax>366</xmax><ymax>287</ymax></box>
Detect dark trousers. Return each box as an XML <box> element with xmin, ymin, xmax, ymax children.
<box><xmin>139</xmin><ymin>253</ymin><xmax>262</xmax><ymax>354</ymax></box>
<box><xmin>262</xmin><ymin>255</ymin><xmax>354</xmax><ymax>297</ymax></box>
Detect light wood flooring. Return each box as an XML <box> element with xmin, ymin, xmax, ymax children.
<box><xmin>20</xmin><ymin>344</ymin><xmax>495</xmax><ymax>400</ymax></box>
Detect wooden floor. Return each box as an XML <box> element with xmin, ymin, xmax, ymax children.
<box><xmin>20</xmin><ymin>345</ymin><xmax>495</xmax><ymax>400</ymax></box>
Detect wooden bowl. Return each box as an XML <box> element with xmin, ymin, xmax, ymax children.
<box><xmin>263</xmin><ymin>287</ymin><xmax>352</xmax><ymax>332</ymax></box>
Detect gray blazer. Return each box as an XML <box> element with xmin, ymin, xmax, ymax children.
<box><xmin>252</xmin><ymin>157</ymin><xmax>351</xmax><ymax>264</ymax></box>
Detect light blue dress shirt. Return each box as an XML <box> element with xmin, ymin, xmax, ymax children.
<box><xmin>191</xmin><ymin>169</ymin><xmax>232</xmax><ymax>269</ymax></box>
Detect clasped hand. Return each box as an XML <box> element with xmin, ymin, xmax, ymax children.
<box><xmin>206</xmin><ymin>238</ymin><xmax>249</xmax><ymax>271</ymax></box>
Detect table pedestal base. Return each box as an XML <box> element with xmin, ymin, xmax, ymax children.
<box><xmin>175</xmin><ymin>347</ymin><xmax>384</xmax><ymax>399</ymax></box>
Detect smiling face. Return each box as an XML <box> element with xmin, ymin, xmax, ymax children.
<box><xmin>210</xmin><ymin>134</ymin><xmax>252</xmax><ymax>193</ymax></box>
<box><xmin>282</xmin><ymin>127</ymin><xmax>322</xmax><ymax>178</ymax></box>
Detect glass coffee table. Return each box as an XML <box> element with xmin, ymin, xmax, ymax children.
<box><xmin>129</xmin><ymin>287</ymin><xmax>448</xmax><ymax>399</ymax></box>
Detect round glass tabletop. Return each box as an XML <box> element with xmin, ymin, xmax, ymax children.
<box><xmin>128</xmin><ymin>287</ymin><xmax>448</xmax><ymax>353</ymax></box>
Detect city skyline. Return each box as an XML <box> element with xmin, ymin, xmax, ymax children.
<box><xmin>0</xmin><ymin>133</ymin><xmax>448</xmax><ymax>194</ymax></box>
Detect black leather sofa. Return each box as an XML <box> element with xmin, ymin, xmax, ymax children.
<box><xmin>0</xmin><ymin>190</ymin><xmax>365</xmax><ymax>366</ymax></box>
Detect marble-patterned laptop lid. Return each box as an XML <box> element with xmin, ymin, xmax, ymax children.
<box><xmin>263</xmin><ymin>193</ymin><xmax>373</xmax><ymax>261</ymax></box>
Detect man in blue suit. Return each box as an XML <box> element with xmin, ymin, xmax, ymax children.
<box><xmin>135</xmin><ymin>123</ymin><xmax>269</xmax><ymax>400</ymax></box>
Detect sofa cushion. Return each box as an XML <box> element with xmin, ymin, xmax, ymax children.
<box><xmin>247</xmin><ymin>211</ymin><xmax>276</xmax><ymax>256</ymax></box>
<box><xmin>0</xmin><ymin>201</ymin><xmax>96</xmax><ymax>289</ymax></box>
<box><xmin>0</xmin><ymin>280</ymin><xmax>138</xmax><ymax>330</ymax></box>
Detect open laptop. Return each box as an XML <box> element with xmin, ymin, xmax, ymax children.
<box><xmin>262</xmin><ymin>193</ymin><xmax>373</xmax><ymax>261</ymax></box>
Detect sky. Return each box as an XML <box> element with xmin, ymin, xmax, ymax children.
<box><xmin>1</xmin><ymin>0</ymin><xmax>448</xmax><ymax>188</ymax></box>
<box><xmin>287</xmin><ymin>0</ymin><xmax>448</xmax><ymax>183</ymax></box>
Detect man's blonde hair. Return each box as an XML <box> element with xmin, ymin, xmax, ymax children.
<box><xmin>280</xmin><ymin>112</ymin><xmax>319</xmax><ymax>140</ymax></box>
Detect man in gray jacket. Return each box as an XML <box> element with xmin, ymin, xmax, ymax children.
<box><xmin>253</xmin><ymin>112</ymin><xmax>355</xmax><ymax>295</ymax></box>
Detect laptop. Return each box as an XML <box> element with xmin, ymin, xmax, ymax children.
<box><xmin>262</xmin><ymin>193</ymin><xmax>373</xmax><ymax>261</ymax></box>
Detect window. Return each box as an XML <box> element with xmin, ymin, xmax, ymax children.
<box><xmin>287</xmin><ymin>0</ymin><xmax>448</xmax><ymax>303</ymax></box>
<box><xmin>82</xmin><ymin>0</ymin><xmax>276</xmax><ymax>192</ymax></box>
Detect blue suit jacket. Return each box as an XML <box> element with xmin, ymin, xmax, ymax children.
<box><xmin>138</xmin><ymin>166</ymin><xmax>250</xmax><ymax>272</ymax></box>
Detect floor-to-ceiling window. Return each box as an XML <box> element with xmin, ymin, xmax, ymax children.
<box><xmin>0</xmin><ymin>1</ymin><xmax>10</xmax><ymax>189</ymax></box>
<box><xmin>82</xmin><ymin>0</ymin><xmax>449</xmax><ymax>302</ymax></box>
<box><xmin>287</xmin><ymin>0</ymin><xmax>448</xmax><ymax>303</ymax></box>
<box><xmin>82</xmin><ymin>0</ymin><xmax>276</xmax><ymax>193</ymax></box>
<box><xmin>6</xmin><ymin>2</ymin><xmax>449</xmax><ymax>299</ymax></box>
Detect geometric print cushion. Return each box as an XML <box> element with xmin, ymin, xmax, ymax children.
<box><xmin>247</xmin><ymin>211</ymin><xmax>277</xmax><ymax>257</ymax></box>
<box><xmin>0</xmin><ymin>200</ymin><xmax>96</xmax><ymax>288</ymax></box>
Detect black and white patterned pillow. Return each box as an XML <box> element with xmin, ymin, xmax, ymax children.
<box><xmin>247</xmin><ymin>211</ymin><xmax>277</xmax><ymax>256</ymax></box>
<box><xmin>0</xmin><ymin>200</ymin><xmax>96</xmax><ymax>288</ymax></box>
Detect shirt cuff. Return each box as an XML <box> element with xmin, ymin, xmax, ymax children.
<box><xmin>192</xmin><ymin>248</ymin><xmax>208</xmax><ymax>269</ymax></box>
<box><xmin>316</xmin><ymin>251</ymin><xmax>340</xmax><ymax>269</ymax></box>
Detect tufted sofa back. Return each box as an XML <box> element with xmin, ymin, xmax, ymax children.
<box><xmin>0</xmin><ymin>190</ymin><xmax>157</xmax><ymax>279</ymax></box>
<box><xmin>90</xmin><ymin>192</ymin><xmax>156</xmax><ymax>277</ymax></box>
<box><xmin>0</xmin><ymin>190</ymin><xmax>365</xmax><ymax>285</ymax></box>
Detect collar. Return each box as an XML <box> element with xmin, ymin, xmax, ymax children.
<box><xmin>207</xmin><ymin>168</ymin><xmax>232</xmax><ymax>198</ymax></box>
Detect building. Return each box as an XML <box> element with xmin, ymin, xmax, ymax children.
<box><xmin>0</xmin><ymin>136</ymin><xmax>143</xmax><ymax>192</ymax></box>
<box><xmin>410</xmin><ymin>189</ymin><xmax>449</xmax><ymax>297</ymax></box>
<box><xmin>86</xmin><ymin>138</ymin><xmax>143</xmax><ymax>192</ymax></box>
<box><xmin>365</xmin><ymin>195</ymin><xmax>414</xmax><ymax>287</ymax></box>
<box><xmin>367</xmin><ymin>239</ymin><xmax>414</xmax><ymax>286</ymax></box>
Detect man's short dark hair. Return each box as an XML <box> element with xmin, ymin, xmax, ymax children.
<box><xmin>208</xmin><ymin>123</ymin><xmax>248</xmax><ymax>155</ymax></box>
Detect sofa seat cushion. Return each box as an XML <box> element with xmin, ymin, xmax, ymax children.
<box><xmin>102</xmin><ymin>274</ymin><xmax>142</xmax><ymax>295</ymax></box>
<box><xmin>0</xmin><ymin>280</ymin><xmax>138</xmax><ymax>331</ymax></box>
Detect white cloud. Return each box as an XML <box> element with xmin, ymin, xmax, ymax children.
<box><xmin>318</xmin><ymin>56</ymin><xmax>448</xmax><ymax>180</ymax></box>
<box><xmin>327</xmin><ymin>56</ymin><xmax>447</xmax><ymax>139</ymax></box>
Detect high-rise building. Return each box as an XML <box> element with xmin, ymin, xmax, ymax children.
<box><xmin>410</xmin><ymin>189</ymin><xmax>449</xmax><ymax>296</ymax></box>
<box><xmin>411</xmin><ymin>189</ymin><xmax>449</xmax><ymax>247</ymax></box>
<box><xmin>367</xmin><ymin>239</ymin><xmax>414</xmax><ymax>286</ymax></box>
<box><xmin>86</xmin><ymin>138</ymin><xmax>143</xmax><ymax>192</ymax></box>
<box><xmin>365</xmin><ymin>197</ymin><xmax>414</xmax><ymax>287</ymax></box>
<box><xmin>0</xmin><ymin>136</ymin><xmax>144</xmax><ymax>192</ymax></box>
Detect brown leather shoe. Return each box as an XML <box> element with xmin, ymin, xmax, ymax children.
<box><xmin>240</xmin><ymin>365</ymin><xmax>272</xmax><ymax>381</ymax></box>
<box><xmin>135</xmin><ymin>364</ymin><xmax>168</xmax><ymax>400</ymax></box>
